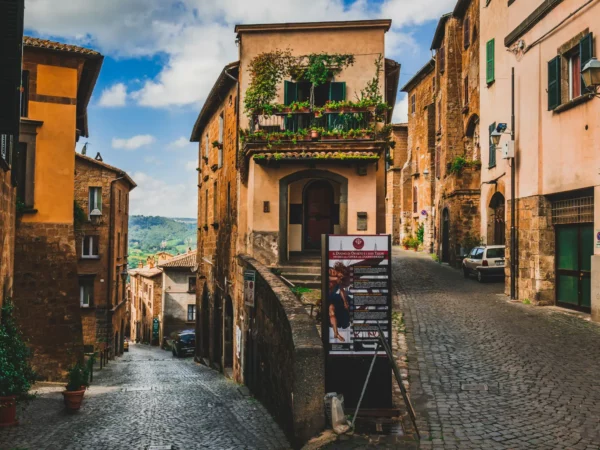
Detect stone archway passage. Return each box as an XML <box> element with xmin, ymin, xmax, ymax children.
<box><xmin>488</xmin><ymin>192</ymin><xmax>506</xmax><ymax>245</ymax></box>
<box><xmin>279</xmin><ymin>169</ymin><xmax>348</xmax><ymax>263</ymax></box>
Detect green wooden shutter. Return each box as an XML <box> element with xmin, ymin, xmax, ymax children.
<box><xmin>548</xmin><ymin>56</ymin><xmax>561</xmax><ymax>111</ymax></box>
<box><xmin>486</xmin><ymin>39</ymin><xmax>495</xmax><ymax>84</ymax></box>
<box><xmin>489</xmin><ymin>122</ymin><xmax>496</xmax><ymax>168</ymax></box>
<box><xmin>580</xmin><ymin>33</ymin><xmax>593</xmax><ymax>90</ymax></box>
<box><xmin>284</xmin><ymin>81</ymin><xmax>298</xmax><ymax>131</ymax></box>
<box><xmin>328</xmin><ymin>82</ymin><xmax>346</xmax><ymax>130</ymax></box>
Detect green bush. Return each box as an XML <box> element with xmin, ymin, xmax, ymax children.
<box><xmin>0</xmin><ymin>300</ymin><xmax>36</xmax><ymax>398</ymax></box>
<box><xmin>416</xmin><ymin>223</ymin><xmax>424</xmax><ymax>244</ymax></box>
<box><xmin>66</xmin><ymin>362</ymin><xmax>90</xmax><ymax>391</ymax></box>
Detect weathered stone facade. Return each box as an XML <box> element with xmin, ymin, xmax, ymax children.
<box><xmin>0</xmin><ymin>167</ymin><xmax>16</xmax><ymax>312</ymax></box>
<box><xmin>128</xmin><ymin>265</ymin><xmax>162</xmax><ymax>345</ymax></box>
<box><xmin>385</xmin><ymin>124</ymin><xmax>407</xmax><ymax>245</ymax></box>
<box><xmin>74</xmin><ymin>153</ymin><xmax>135</xmax><ymax>356</ymax></box>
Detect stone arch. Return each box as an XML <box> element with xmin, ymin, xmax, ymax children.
<box><xmin>279</xmin><ymin>169</ymin><xmax>348</xmax><ymax>263</ymax></box>
<box><xmin>465</xmin><ymin>114</ymin><xmax>480</xmax><ymax>160</ymax></box>
<box><xmin>487</xmin><ymin>192</ymin><xmax>506</xmax><ymax>245</ymax></box>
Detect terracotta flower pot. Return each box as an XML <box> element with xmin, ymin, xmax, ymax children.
<box><xmin>62</xmin><ymin>388</ymin><xmax>86</xmax><ymax>412</ymax></box>
<box><xmin>0</xmin><ymin>396</ymin><xmax>18</xmax><ymax>427</ymax></box>
<box><xmin>310</xmin><ymin>130</ymin><xmax>320</xmax><ymax>139</ymax></box>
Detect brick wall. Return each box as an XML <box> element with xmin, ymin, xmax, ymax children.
<box><xmin>0</xmin><ymin>168</ymin><xmax>16</xmax><ymax>312</ymax></box>
<box><xmin>386</xmin><ymin>125</ymin><xmax>408</xmax><ymax>244</ymax></box>
<box><xmin>13</xmin><ymin>222</ymin><xmax>83</xmax><ymax>380</ymax></box>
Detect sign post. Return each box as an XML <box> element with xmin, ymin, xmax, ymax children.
<box><xmin>321</xmin><ymin>234</ymin><xmax>393</xmax><ymax>408</ymax></box>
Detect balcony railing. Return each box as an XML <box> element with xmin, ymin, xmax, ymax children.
<box><xmin>249</xmin><ymin>109</ymin><xmax>375</xmax><ymax>134</ymax></box>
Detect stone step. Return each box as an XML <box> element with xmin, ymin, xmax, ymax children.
<box><xmin>276</xmin><ymin>265</ymin><xmax>321</xmax><ymax>274</ymax></box>
<box><xmin>279</xmin><ymin>272</ymin><xmax>321</xmax><ymax>281</ymax></box>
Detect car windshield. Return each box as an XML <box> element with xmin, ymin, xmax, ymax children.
<box><xmin>486</xmin><ymin>248</ymin><xmax>505</xmax><ymax>258</ymax></box>
<box><xmin>180</xmin><ymin>334</ymin><xmax>195</xmax><ymax>344</ymax></box>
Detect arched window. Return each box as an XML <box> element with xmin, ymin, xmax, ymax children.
<box><xmin>413</xmin><ymin>186</ymin><xmax>418</xmax><ymax>213</ymax></box>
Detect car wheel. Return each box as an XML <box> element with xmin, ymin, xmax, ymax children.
<box><xmin>477</xmin><ymin>270</ymin><xmax>485</xmax><ymax>283</ymax></box>
<box><xmin>463</xmin><ymin>267</ymin><xmax>469</xmax><ymax>278</ymax></box>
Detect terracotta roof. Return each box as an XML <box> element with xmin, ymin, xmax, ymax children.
<box><xmin>453</xmin><ymin>0</ymin><xmax>472</xmax><ymax>18</ymax></box>
<box><xmin>129</xmin><ymin>267</ymin><xmax>162</xmax><ymax>278</ymax></box>
<box><xmin>158</xmin><ymin>251</ymin><xmax>198</xmax><ymax>269</ymax></box>
<box><xmin>253</xmin><ymin>151</ymin><xmax>380</xmax><ymax>162</ymax></box>
<box><xmin>431</xmin><ymin>13</ymin><xmax>452</xmax><ymax>50</ymax></box>
<box><xmin>76</xmin><ymin>153</ymin><xmax>136</xmax><ymax>189</ymax></box>
<box><xmin>23</xmin><ymin>36</ymin><xmax>101</xmax><ymax>56</ymax></box>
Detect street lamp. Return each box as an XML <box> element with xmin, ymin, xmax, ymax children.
<box><xmin>120</xmin><ymin>268</ymin><xmax>128</xmax><ymax>283</ymax></box>
<box><xmin>582</xmin><ymin>57</ymin><xmax>600</xmax><ymax>97</ymax></box>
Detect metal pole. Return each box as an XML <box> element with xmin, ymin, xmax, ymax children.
<box><xmin>510</xmin><ymin>67</ymin><xmax>517</xmax><ymax>300</ymax></box>
<box><xmin>351</xmin><ymin>343</ymin><xmax>380</xmax><ymax>429</ymax></box>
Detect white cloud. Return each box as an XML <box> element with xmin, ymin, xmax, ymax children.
<box><xmin>112</xmin><ymin>134</ymin><xmax>156</xmax><ymax>150</ymax></box>
<box><xmin>25</xmin><ymin>0</ymin><xmax>454</xmax><ymax>109</ymax></box>
<box><xmin>392</xmin><ymin>93</ymin><xmax>408</xmax><ymax>124</ymax></box>
<box><xmin>98</xmin><ymin>83</ymin><xmax>127</xmax><ymax>107</ymax></box>
<box><xmin>169</xmin><ymin>136</ymin><xmax>193</xmax><ymax>149</ymax></box>
<box><xmin>129</xmin><ymin>171</ymin><xmax>197</xmax><ymax>218</ymax></box>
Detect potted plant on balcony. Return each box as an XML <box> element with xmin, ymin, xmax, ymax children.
<box><xmin>310</xmin><ymin>127</ymin><xmax>322</xmax><ymax>140</ymax></box>
<box><xmin>0</xmin><ymin>300</ymin><xmax>36</xmax><ymax>427</ymax></box>
<box><xmin>62</xmin><ymin>361</ymin><xmax>90</xmax><ymax>412</ymax></box>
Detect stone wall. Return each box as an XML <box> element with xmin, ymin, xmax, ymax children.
<box><xmin>386</xmin><ymin>125</ymin><xmax>408</xmax><ymax>245</ymax></box>
<box><xmin>13</xmin><ymin>222</ymin><xmax>83</xmax><ymax>380</ymax></box>
<box><xmin>0</xmin><ymin>168</ymin><xmax>16</xmax><ymax>312</ymax></box>
<box><xmin>237</xmin><ymin>255</ymin><xmax>325</xmax><ymax>448</ymax></box>
<box><xmin>163</xmin><ymin>269</ymin><xmax>197</xmax><ymax>338</ymax></box>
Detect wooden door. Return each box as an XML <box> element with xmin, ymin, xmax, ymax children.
<box><xmin>556</xmin><ymin>225</ymin><xmax>592</xmax><ymax>311</ymax></box>
<box><xmin>304</xmin><ymin>181</ymin><xmax>334</xmax><ymax>250</ymax></box>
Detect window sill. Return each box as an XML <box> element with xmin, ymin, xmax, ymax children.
<box><xmin>552</xmin><ymin>94</ymin><xmax>593</xmax><ymax>114</ymax></box>
<box><xmin>19</xmin><ymin>208</ymin><xmax>37</xmax><ymax>215</ymax></box>
<box><xmin>81</xmin><ymin>256</ymin><xmax>101</xmax><ymax>260</ymax></box>
<box><xmin>80</xmin><ymin>305</ymin><xmax>95</xmax><ymax>309</ymax></box>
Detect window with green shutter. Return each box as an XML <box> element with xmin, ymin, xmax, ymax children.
<box><xmin>580</xmin><ymin>32</ymin><xmax>593</xmax><ymax>91</ymax></box>
<box><xmin>548</xmin><ymin>56</ymin><xmax>561</xmax><ymax>110</ymax></box>
<box><xmin>328</xmin><ymin>81</ymin><xmax>346</xmax><ymax>130</ymax></box>
<box><xmin>284</xmin><ymin>80</ymin><xmax>298</xmax><ymax>131</ymax></box>
<box><xmin>488</xmin><ymin>122</ymin><xmax>496</xmax><ymax>168</ymax></box>
<box><xmin>486</xmin><ymin>39</ymin><xmax>495</xmax><ymax>84</ymax></box>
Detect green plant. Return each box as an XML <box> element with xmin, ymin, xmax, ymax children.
<box><xmin>65</xmin><ymin>362</ymin><xmax>89</xmax><ymax>391</ymax></box>
<box><xmin>523</xmin><ymin>299</ymin><xmax>531</xmax><ymax>305</ymax></box>
<box><xmin>74</xmin><ymin>200</ymin><xmax>86</xmax><ymax>228</ymax></box>
<box><xmin>0</xmin><ymin>299</ymin><xmax>36</xmax><ymax>398</ymax></box>
<box><xmin>291</xmin><ymin>286</ymin><xmax>312</xmax><ymax>296</ymax></box>
<box><xmin>401</xmin><ymin>236</ymin><xmax>411</xmax><ymax>248</ymax></box>
<box><xmin>416</xmin><ymin>223</ymin><xmax>425</xmax><ymax>244</ymax></box>
<box><xmin>461</xmin><ymin>231</ymin><xmax>482</xmax><ymax>255</ymax></box>
<box><xmin>211</xmin><ymin>140</ymin><xmax>221</xmax><ymax>148</ymax></box>
<box><xmin>359</xmin><ymin>55</ymin><xmax>384</xmax><ymax>104</ymax></box>
<box><xmin>431</xmin><ymin>253</ymin><xmax>439</xmax><ymax>262</ymax></box>
<box><xmin>448</xmin><ymin>156</ymin><xmax>482</xmax><ymax>175</ymax></box>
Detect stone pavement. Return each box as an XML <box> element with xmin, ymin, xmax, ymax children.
<box><xmin>394</xmin><ymin>249</ymin><xmax>600</xmax><ymax>449</ymax></box>
<box><xmin>0</xmin><ymin>344</ymin><xmax>289</xmax><ymax>450</ymax></box>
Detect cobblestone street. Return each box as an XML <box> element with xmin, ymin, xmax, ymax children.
<box><xmin>394</xmin><ymin>249</ymin><xmax>600</xmax><ymax>449</ymax></box>
<box><xmin>0</xmin><ymin>345</ymin><xmax>289</xmax><ymax>450</ymax></box>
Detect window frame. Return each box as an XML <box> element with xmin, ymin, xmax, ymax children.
<box><xmin>79</xmin><ymin>277</ymin><xmax>94</xmax><ymax>307</ymax></box>
<box><xmin>187</xmin><ymin>304</ymin><xmax>196</xmax><ymax>322</ymax></box>
<box><xmin>82</xmin><ymin>235</ymin><xmax>100</xmax><ymax>259</ymax></box>
<box><xmin>410</xmin><ymin>94</ymin><xmax>416</xmax><ymax>114</ymax></box>
<box><xmin>486</xmin><ymin>39</ymin><xmax>495</xmax><ymax>84</ymax></box>
<box><xmin>188</xmin><ymin>276</ymin><xmax>197</xmax><ymax>293</ymax></box>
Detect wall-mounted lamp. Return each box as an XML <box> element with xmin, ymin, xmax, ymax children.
<box><xmin>582</xmin><ymin>57</ymin><xmax>600</xmax><ymax>98</ymax></box>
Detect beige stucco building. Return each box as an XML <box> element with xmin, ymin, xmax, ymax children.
<box><xmin>480</xmin><ymin>0</ymin><xmax>600</xmax><ymax>315</ymax></box>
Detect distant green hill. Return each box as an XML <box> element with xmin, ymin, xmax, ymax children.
<box><xmin>128</xmin><ymin>215</ymin><xmax>197</xmax><ymax>268</ymax></box>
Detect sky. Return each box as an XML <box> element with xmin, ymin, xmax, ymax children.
<box><xmin>23</xmin><ymin>0</ymin><xmax>456</xmax><ymax>218</ymax></box>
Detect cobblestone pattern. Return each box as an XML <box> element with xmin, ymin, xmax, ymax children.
<box><xmin>0</xmin><ymin>345</ymin><xmax>289</xmax><ymax>450</ymax></box>
<box><xmin>394</xmin><ymin>249</ymin><xmax>600</xmax><ymax>449</ymax></box>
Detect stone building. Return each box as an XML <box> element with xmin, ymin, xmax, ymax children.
<box><xmin>74</xmin><ymin>152</ymin><xmax>136</xmax><ymax>357</ymax></box>
<box><xmin>430</xmin><ymin>0</ymin><xmax>481</xmax><ymax>266</ymax></box>
<box><xmin>12</xmin><ymin>37</ymin><xmax>103</xmax><ymax>379</ymax></box>
<box><xmin>385</xmin><ymin>123</ymin><xmax>407</xmax><ymax>245</ymax></box>
<box><xmin>128</xmin><ymin>258</ymin><xmax>163</xmax><ymax>345</ymax></box>
<box><xmin>400</xmin><ymin>59</ymin><xmax>437</xmax><ymax>251</ymax></box>
<box><xmin>190</xmin><ymin>20</ymin><xmax>399</xmax><ymax>443</ymax></box>
<box><xmin>158</xmin><ymin>250</ymin><xmax>197</xmax><ymax>340</ymax></box>
<box><xmin>480</xmin><ymin>0</ymin><xmax>600</xmax><ymax>317</ymax></box>
<box><xmin>0</xmin><ymin>139</ymin><xmax>17</xmax><ymax>313</ymax></box>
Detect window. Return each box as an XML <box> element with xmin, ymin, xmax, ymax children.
<box><xmin>218</xmin><ymin>112</ymin><xmax>224</xmax><ymax>144</ymax></box>
<box><xmin>486</xmin><ymin>248</ymin><xmax>505</xmax><ymax>259</ymax></box>
<box><xmin>187</xmin><ymin>305</ymin><xmax>196</xmax><ymax>322</ymax></box>
<box><xmin>410</xmin><ymin>94</ymin><xmax>416</xmax><ymax>114</ymax></box>
<box><xmin>21</xmin><ymin>70</ymin><xmax>29</xmax><ymax>118</ymax></box>
<box><xmin>118</xmin><ymin>190</ymin><xmax>122</xmax><ymax>212</ymax></box>
<box><xmin>213</xmin><ymin>182</ymin><xmax>218</xmax><ymax>223</ymax></box>
<box><xmin>439</xmin><ymin>45</ymin><xmax>446</xmax><ymax>73</ymax></box>
<box><xmin>486</xmin><ymin>39</ymin><xmax>495</xmax><ymax>84</ymax></box>
<box><xmin>568</xmin><ymin>50</ymin><xmax>581</xmax><ymax>100</ymax></box>
<box><xmin>437</xmin><ymin>100</ymin><xmax>442</xmax><ymax>131</ymax></box>
<box><xmin>464</xmin><ymin>76</ymin><xmax>469</xmax><ymax>105</ymax></box>
<box><xmin>413</xmin><ymin>186</ymin><xmax>418</xmax><ymax>213</ymax></box>
<box><xmin>88</xmin><ymin>187</ymin><xmax>102</xmax><ymax>217</ymax></box>
<box><xmin>464</xmin><ymin>16</ymin><xmax>471</xmax><ymax>48</ymax></box>
<box><xmin>488</xmin><ymin>122</ymin><xmax>497</xmax><ymax>168</ymax></box>
<box><xmin>548</xmin><ymin>56</ymin><xmax>561</xmax><ymax>110</ymax></box>
<box><xmin>124</xmin><ymin>233</ymin><xmax>128</xmax><ymax>258</ymax></box>
<box><xmin>188</xmin><ymin>277</ymin><xmax>197</xmax><ymax>292</ymax></box>
<box><xmin>79</xmin><ymin>277</ymin><xmax>94</xmax><ymax>307</ymax></box>
<box><xmin>82</xmin><ymin>235</ymin><xmax>99</xmax><ymax>258</ymax></box>
<box><xmin>473</xmin><ymin>248</ymin><xmax>484</xmax><ymax>260</ymax></box>
<box><xmin>435</xmin><ymin>145</ymin><xmax>441</xmax><ymax>179</ymax></box>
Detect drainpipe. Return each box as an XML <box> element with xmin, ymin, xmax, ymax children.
<box><xmin>107</xmin><ymin>176</ymin><xmax>125</xmax><ymax>358</ymax></box>
<box><xmin>510</xmin><ymin>68</ymin><xmax>517</xmax><ymax>300</ymax></box>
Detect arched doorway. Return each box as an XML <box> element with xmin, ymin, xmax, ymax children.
<box><xmin>441</xmin><ymin>208</ymin><xmax>450</xmax><ymax>263</ymax></box>
<box><xmin>213</xmin><ymin>294</ymin><xmax>222</xmax><ymax>370</ymax></box>
<box><xmin>201</xmin><ymin>287</ymin><xmax>210</xmax><ymax>360</ymax></box>
<box><xmin>465</xmin><ymin>114</ymin><xmax>480</xmax><ymax>160</ymax></box>
<box><xmin>488</xmin><ymin>192</ymin><xmax>506</xmax><ymax>245</ymax></box>
<box><xmin>304</xmin><ymin>180</ymin><xmax>334</xmax><ymax>250</ymax></box>
<box><xmin>224</xmin><ymin>296</ymin><xmax>234</xmax><ymax>371</ymax></box>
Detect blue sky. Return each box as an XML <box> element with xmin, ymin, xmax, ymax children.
<box><xmin>24</xmin><ymin>0</ymin><xmax>454</xmax><ymax>218</ymax></box>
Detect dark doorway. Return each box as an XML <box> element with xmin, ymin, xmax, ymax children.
<box><xmin>304</xmin><ymin>180</ymin><xmax>334</xmax><ymax>250</ymax></box>
<box><xmin>202</xmin><ymin>288</ymin><xmax>210</xmax><ymax>360</ymax></box>
<box><xmin>224</xmin><ymin>296</ymin><xmax>234</xmax><ymax>371</ymax></box>
<box><xmin>556</xmin><ymin>224</ymin><xmax>592</xmax><ymax>312</ymax></box>
<box><xmin>213</xmin><ymin>294</ymin><xmax>222</xmax><ymax>370</ymax></box>
<box><xmin>441</xmin><ymin>208</ymin><xmax>450</xmax><ymax>263</ymax></box>
<box><xmin>489</xmin><ymin>192</ymin><xmax>506</xmax><ymax>245</ymax></box>
<box><xmin>114</xmin><ymin>331</ymin><xmax>119</xmax><ymax>357</ymax></box>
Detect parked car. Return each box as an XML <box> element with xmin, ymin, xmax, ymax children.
<box><xmin>123</xmin><ymin>339</ymin><xmax>129</xmax><ymax>352</ymax></box>
<box><xmin>462</xmin><ymin>245</ymin><xmax>505</xmax><ymax>282</ymax></box>
<box><xmin>172</xmin><ymin>331</ymin><xmax>196</xmax><ymax>358</ymax></box>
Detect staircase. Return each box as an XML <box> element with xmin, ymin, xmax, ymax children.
<box><xmin>277</xmin><ymin>253</ymin><xmax>322</xmax><ymax>290</ymax></box>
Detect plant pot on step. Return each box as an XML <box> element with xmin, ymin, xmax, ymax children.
<box><xmin>0</xmin><ymin>396</ymin><xmax>18</xmax><ymax>427</ymax></box>
<box><xmin>62</xmin><ymin>387</ymin><xmax>86</xmax><ymax>412</ymax></box>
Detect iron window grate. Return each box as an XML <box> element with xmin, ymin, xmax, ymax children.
<box><xmin>551</xmin><ymin>196</ymin><xmax>593</xmax><ymax>224</ymax></box>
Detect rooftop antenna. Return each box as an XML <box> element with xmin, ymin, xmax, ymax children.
<box><xmin>81</xmin><ymin>142</ymin><xmax>89</xmax><ymax>155</ymax></box>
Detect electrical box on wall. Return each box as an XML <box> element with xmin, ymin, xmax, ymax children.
<box><xmin>357</xmin><ymin>212</ymin><xmax>368</xmax><ymax>231</ymax></box>
<box><xmin>502</xmin><ymin>141</ymin><xmax>515</xmax><ymax>159</ymax></box>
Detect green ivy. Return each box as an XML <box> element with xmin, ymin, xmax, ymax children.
<box><xmin>416</xmin><ymin>223</ymin><xmax>424</xmax><ymax>244</ymax></box>
<box><xmin>74</xmin><ymin>200</ymin><xmax>86</xmax><ymax>229</ymax></box>
<box><xmin>0</xmin><ymin>299</ymin><xmax>36</xmax><ymax>398</ymax></box>
<box><xmin>448</xmin><ymin>156</ymin><xmax>481</xmax><ymax>175</ymax></box>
